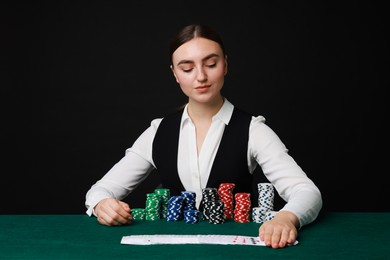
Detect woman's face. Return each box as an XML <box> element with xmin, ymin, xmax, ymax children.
<box><xmin>171</xmin><ymin>37</ymin><xmax>227</xmax><ymax>105</ymax></box>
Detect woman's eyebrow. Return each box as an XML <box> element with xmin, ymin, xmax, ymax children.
<box><xmin>176</xmin><ymin>53</ymin><xmax>220</xmax><ymax>66</ymax></box>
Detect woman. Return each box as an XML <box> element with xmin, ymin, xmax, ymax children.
<box><xmin>85</xmin><ymin>24</ymin><xmax>322</xmax><ymax>249</ymax></box>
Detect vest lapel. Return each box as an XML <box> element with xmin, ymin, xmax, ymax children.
<box><xmin>153</xmin><ymin>108</ymin><xmax>253</xmax><ymax>196</ymax></box>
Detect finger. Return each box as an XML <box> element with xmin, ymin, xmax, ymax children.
<box><xmin>271</xmin><ymin>229</ymin><xmax>283</xmax><ymax>249</ymax></box>
<box><xmin>97</xmin><ymin>201</ymin><xmax>131</xmax><ymax>226</ymax></box>
<box><xmin>119</xmin><ymin>201</ymin><xmax>131</xmax><ymax>212</ymax></box>
<box><xmin>277</xmin><ymin>228</ymin><xmax>290</xmax><ymax>248</ymax></box>
<box><xmin>259</xmin><ymin>225</ymin><xmax>264</xmax><ymax>241</ymax></box>
<box><xmin>260</xmin><ymin>224</ymin><xmax>273</xmax><ymax>247</ymax></box>
<box><xmin>106</xmin><ymin>205</ymin><xmax>132</xmax><ymax>225</ymax></box>
<box><xmin>118</xmin><ymin>201</ymin><xmax>133</xmax><ymax>220</ymax></box>
<box><xmin>286</xmin><ymin>228</ymin><xmax>297</xmax><ymax>244</ymax></box>
<box><xmin>115</xmin><ymin>208</ymin><xmax>132</xmax><ymax>223</ymax></box>
<box><xmin>259</xmin><ymin>225</ymin><xmax>270</xmax><ymax>246</ymax></box>
<box><xmin>97</xmin><ymin>210</ymin><xmax>122</xmax><ymax>226</ymax></box>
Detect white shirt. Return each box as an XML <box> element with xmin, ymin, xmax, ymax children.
<box><xmin>85</xmin><ymin>99</ymin><xmax>322</xmax><ymax>227</ymax></box>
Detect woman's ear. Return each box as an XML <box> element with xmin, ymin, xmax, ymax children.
<box><xmin>224</xmin><ymin>55</ymin><xmax>228</xmax><ymax>76</ymax></box>
<box><xmin>170</xmin><ymin>65</ymin><xmax>180</xmax><ymax>83</ymax></box>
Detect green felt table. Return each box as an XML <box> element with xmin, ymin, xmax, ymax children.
<box><xmin>0</xmin><ymin>212</ymin><xmax>389</xmax><ymax>259</ymax></box>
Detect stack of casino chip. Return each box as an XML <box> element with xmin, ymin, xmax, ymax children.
<box><xmin>154</xmin><ymin>188</ymin><xmax>170</xmax><ymax>219</ymax></box>
<box><xmin>207</xmin><ymin>199</ymin><xmax>225</xmax><ymax>224</ymax></box>
<box><xmin>130</xmin><ymin>208</ymin><xmax>145</xmax><ymax>220</ymax></box>
<box><xmin>183</xmin><ymin>209</ymin><xmax>200</xmax><ymax>224</ymax></box>
<box><xmin>181</xmin><ymin>191</ymin><xmax>200</xmax><ymax>224</ymax></box>
<box><xmin>233</xmin><ymin>192</ymin><xmax>252</xmax><ymax>223</ymax></box>
<box><xmin>181</xmin><ymin>191</ymin><xmax>197</xmax><ymax>211</ymax></box>
<box><xmin>264</xmin><ymin>211</ymin><xmax>278</xmax><ymax>222</ymax></box>
<box><xmin>257</xmin><ymin>183</ymin><xmax>274</xmax><ymax>211</ymax></box>
<box><xmin>252</xmin><ymin>183</ymin><xmax>275</xmax><ymax>223</ymax></box>
<box><xmin>217</xmin><ymin>183</ymin><xmax>235</xmax><ymax>219</ymax></box>
<box><xmin>201</xmin><ymin>187</ymin><xmax>220</xmax><ymax>221</ymax></box>
<box><xmin>166</xmin><ymin>195</ymin><xmax>184</xmax><ymax>221</ymax></box>
<box><xmin>251</xmin><ymin>207</ymin><xmax>269</xmax><ymax>223</ymax></box>
<box><xmin>145</xmin><ymin>193</ymin><xmax>161</xmax><ymax>220</ymax></box>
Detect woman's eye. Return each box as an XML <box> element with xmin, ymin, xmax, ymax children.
<box><xmin>206</xmin><ymin>63</ymin><xmax>216</xmax><ymax>68</ymax></box>
<box><xmin>180</xmin><ymin>66</ymin><xmax>193</xmax><ymax>72</ymax></box>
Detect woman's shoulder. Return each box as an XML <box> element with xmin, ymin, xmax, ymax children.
<box><xmin>150</xmin><ymin>107</ymin><xmax>184</xmax><ymax>129</ymax></box>
<box><xmin>231</xmin><ymin>105</ymin><xmax>266</xmax><ymax>124</ymax></box>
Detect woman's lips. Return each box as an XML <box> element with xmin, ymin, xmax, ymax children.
<box><xmin>195</xmin><ymin>85</ymin><xmax>210</xmax><ymax>93</ymax></box>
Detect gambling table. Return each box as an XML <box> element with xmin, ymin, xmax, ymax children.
<box><xmin>1</xmin><ymin>212</ymin><xmax>389</xmax><ymax>259</ymax></box>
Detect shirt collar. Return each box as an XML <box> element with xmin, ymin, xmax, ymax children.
<box><xmin>181</xmin><ymin>98</ymin><xmax>234</xmax><ymax>127</ymax></box>
<box><xmin>214</xmin><ymin>98</ymin><xmax>234</xmax><ymax>125</ymax></box>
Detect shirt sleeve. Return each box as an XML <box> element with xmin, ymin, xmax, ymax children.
<box><xmin>248</xmin><ymin>116</ymin><xmax>323</xmax><ymax>227</ymax></box>
<box><xmin>85</xmin><ymin>118</ymin><xmax>162</xmax><ymax>216</ymax></box>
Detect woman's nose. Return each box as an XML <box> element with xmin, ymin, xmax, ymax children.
<box><xmin>196</xmin><ymin>67</ymin><xmax>207</xmax><ymax>82</ymax></box>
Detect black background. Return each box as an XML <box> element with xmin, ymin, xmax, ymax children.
<box><xmin>1</xmin><ymin>1</ymin><xmax>388</xmax><ymax>214</ymax></box>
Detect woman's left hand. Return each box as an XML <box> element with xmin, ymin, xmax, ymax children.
<box><xmin>259</xmin><ymin>210</ymin><xmax>299</xmax><ymax>249</ymax></box>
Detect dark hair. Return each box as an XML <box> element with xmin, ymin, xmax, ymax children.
<box><xmin>169</xmin><ymin>24</ymin><xmax>226</xmax><ymax>66</ymax></box>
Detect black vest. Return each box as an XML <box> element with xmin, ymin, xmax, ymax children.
<box><xmin>152</xmin><ymin>107</ymin><xmax>253</xmax><ymax>197</ymax></box>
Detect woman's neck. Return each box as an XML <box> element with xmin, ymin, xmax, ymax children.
<box><xmin>187</xmin><ymin>96</ymin><xmax>224</xmax><ymax>122</ymax></box>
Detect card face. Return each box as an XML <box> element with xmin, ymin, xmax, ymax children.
<box><xmin>120</xmin><ymin>234</ymin><xmax>298</xmax><ymax>246</ymax></box>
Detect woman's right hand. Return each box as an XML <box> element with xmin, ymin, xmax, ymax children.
<box><xmin>94</xmin><ymin>198</ymin><xmax>132</xmax><ymax>226</ymax></box>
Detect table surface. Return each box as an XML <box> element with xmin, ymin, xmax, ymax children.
<box><xmin>1</xmin><ymin>212</ymin><xmax>389</xmax><ymax>259</ymax></box>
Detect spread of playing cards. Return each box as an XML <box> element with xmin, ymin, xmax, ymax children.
<box><xmin>121</xmin><ymin>234</ymin><xmax>298</xmax><ymax>246</ymax></box>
